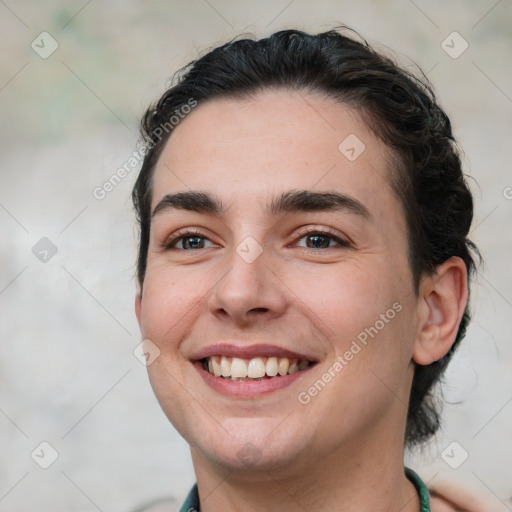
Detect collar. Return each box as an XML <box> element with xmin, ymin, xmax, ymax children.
<box><xmin>179</xmin><ymin>467</ymin><xmax>430</xmax><ymax>511</ymax></box>
<box><xmin>405</xmin><ymin>467</ymin><xmax>431</xmax><ymax>512</ymax></box>
<box><xmin>180</xmin><ymin>482</ymin><xmax>200</xmax><ymax>512</ymax></box>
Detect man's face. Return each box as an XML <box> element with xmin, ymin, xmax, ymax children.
<box><xmin>136</xmin><ymin>90</ymin><xmax>421</xmax><ymax>471</ymax></box>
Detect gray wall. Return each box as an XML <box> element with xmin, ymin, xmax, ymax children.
<box><xmin>1</xmin><ymin>1</ymin><xmax>511</xmax><ymax>510</ymax></box>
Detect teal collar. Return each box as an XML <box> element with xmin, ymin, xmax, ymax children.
<box><xmin>180</xmin><ymin>467</ymin><xmax>430</xmax><ymax>511</ymax></box>
<box><xmin>405</xmin><ymin>467</ymin><xmax>431</xmax><ymax>512</ymax></box>
<box><xmin>180</xmin><ymin>483</ymin><xmax>199</xmax><ymax>512</ymax></box>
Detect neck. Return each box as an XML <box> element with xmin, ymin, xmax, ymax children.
<box><xmin>191</xmin><ymin>430</ymin><xmax>420</xmax><ymax>512</ymax></box>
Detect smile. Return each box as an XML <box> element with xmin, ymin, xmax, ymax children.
<box><xmin>202</xmin><ymin>356</ymin><xmax>312</xmax><ymax>380</ymax></box>
<box><xmin>192</xmin><ymin>344</ymin><xmax>318</xmax><ymax>396</ymax></box>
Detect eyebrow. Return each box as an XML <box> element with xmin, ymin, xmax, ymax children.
<box><xmin>151</xmin><ymin>190</ymin><xmax>372</xmax><ymax>220</ymax></box>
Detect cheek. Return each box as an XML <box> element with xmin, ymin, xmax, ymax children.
<box><xmin>138</xmin><ymin>269</ymin><xmax>204</xmax><ymax>429</ymax></box>
<box><xmin>139</xmin><ymin>263</ymin><xmax>203</xmax><ymax>329</ymax></box>
<box><xmin>291</xmin><ymin>257</ymin><xmax>414</xmax><ymax>373</ymax></box>
<box><xmin>294</xmin><ymin>261</ymin><xmax>393</xmax><ymax>341</ymax></box>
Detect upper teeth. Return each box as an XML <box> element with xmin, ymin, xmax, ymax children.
<box><xmin>205</xmin><ymin>356</ymin><xmax>310</xmax><ymax>379</ymax></box>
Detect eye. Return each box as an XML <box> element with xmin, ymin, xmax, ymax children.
<box><xmin>163</xmin><ymin>229</ymin><xmax>218</xmax><ymax>250</ymax></box>
<box><xmin>161</xmin><ymin>228</ymin><xmax>352</xmax><ymax>252</ymax></box>
<box><xmin>294</xmin><ymin>230</ymin><xmax>352</xmax><ymax>250</ymax></box>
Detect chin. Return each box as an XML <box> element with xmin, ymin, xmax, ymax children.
<box><xmin>187</xmin><ymin>416</ymin><xmax>308</xmax><ymax>473</ymax></box>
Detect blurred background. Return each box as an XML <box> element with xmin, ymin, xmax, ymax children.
<box><xmin>0</xmin><ymin>1</ymin><xmax>511</xmax><ymax>510</ymax></box>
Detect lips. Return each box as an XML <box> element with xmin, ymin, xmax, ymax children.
<box><xmin>191</xmin><ymin>343</ymin><xmax>317</xmax><ymax>362</ymax></box>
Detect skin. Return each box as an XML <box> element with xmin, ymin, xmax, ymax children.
<box><xmin>429</xmin><ymin>481</ymin><xmax>495</xmax><ymax>511</ymax></box>
<box><xmin>135</xmin><ymin>89</ymin><xmax>468</xmax><ymax>511</ymax></box>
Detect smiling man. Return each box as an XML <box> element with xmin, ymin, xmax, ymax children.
<box><xmin>133</xmin><ymin>28</ymin><xmax>479</xmax><ymax>512</ymax></box>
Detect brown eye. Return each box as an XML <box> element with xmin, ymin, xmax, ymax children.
<box><xmin>177</xmin><ymin>236</ymin><xmax>207</xmax><ymax>250</ymax></box>
<box><xmin>305</xmin><ymin>234</ymin><xmax>332</xmax><ymax>249</ymax></box>
<box><xmin>163</xmin><ymin>230</ymin><xmax>217</xmax><ymax>250</ymax></box>
<box><xmin>296</xmin><ymin>231</ymin><xmax>352</xmax><ymax>250</ymax></box>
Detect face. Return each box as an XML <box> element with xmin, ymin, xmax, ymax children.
<box><xmin>136</xmin><ymin>90</ymin><xmax>421</xmax><ymax>473</ymax></box>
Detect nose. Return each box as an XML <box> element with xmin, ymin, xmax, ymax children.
<box><xmin>207</xmin><ymin>243</ymin><xmax>288</xmax><ymax>326</ymax></box>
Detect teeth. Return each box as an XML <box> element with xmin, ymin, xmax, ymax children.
<box><xmin>288</xmin><ymin>361</ymin><xmax>299</xmax><ymax>374</ymax></box>
<box><xmin>231</xmin><ymin>357</ymin><xmax>248</xmax><ymax>378</ymax></box>
<box><xmin>278</xmin><ymin>358</ymin><xmax>289</xmax><ymax>376</ymax></box>
<box><xmin>204</xmin><ymin>356</ymin><xmax>311</xmax><ymax>379</ymax></box>
<box><xmin>266</xmin><ymin>357</ymin><xmax>278</xmax><ymax>377</ymax></box>
<box><xmin>248</xmin><ymin>357</ymin><xmax>266</xmax><ymax>378</ymax></box>
<box><xmin>211</xmin><ymin>357</ymin><xmax>222</xmax><ymax>377</ymax></box>
<box><xmin>220</xmin><ymin>356</ymin><xmax>231</xmax><ymax>377</ymax></box>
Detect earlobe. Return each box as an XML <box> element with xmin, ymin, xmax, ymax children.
<box><xmin>413</xmin><ymin>257</ymin><xmax>469</xmax><ymax>366</ymax></box>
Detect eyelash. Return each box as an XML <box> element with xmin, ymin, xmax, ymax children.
<box><xmin>162</xmin><ymin>229</ymin><xmax>213</xmax><ymax>250</ymax></box>
<box><xmin>162</xmin><ymin>228</ymin><xmax>353</xmax><ymax>251</ymax></box>
<box><xmin>293</xmin><ymin>228</ymin><xmax>353</xmax><ymax>250</ymax></box>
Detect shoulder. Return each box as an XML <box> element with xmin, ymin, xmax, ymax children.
<box><xmin>428</xmin><ymin>480</ymin><xmax>497</xmax><ymax>512</ymax></box>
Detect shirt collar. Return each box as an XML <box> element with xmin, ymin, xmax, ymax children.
<box><xmin>405</xmin><ymin>467</ymin><xmax>431</xmax><ymax>512</ymax></box>
<box><xmin>179</xmin><ymin>483</ymin><xmax>200</xmax><ymax>512</ymax></box>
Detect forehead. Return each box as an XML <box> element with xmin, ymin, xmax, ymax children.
<box><xmin>151</xmin><ymin>89</ymin><xmax>404</xmax><ymax>227</ymax></box>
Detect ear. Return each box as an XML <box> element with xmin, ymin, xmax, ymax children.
<box><xmin>413</xmin><ymin>256</ymin><xmax>469</xmax><ymax>365</ymax></box>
